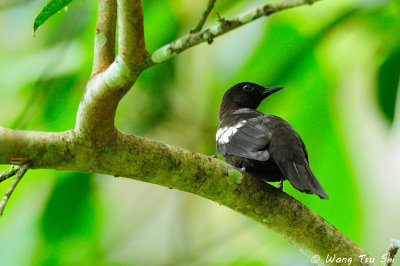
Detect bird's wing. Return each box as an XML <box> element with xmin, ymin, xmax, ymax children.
<box><xmin>267</xmin><ymin>116</ymin><xmax>328</xmax><ymax>199</ymax></box>
<box><xmin>216</xmin><ymin>116</ymin><xmax>272</xmax><ymax>161</ymax></box>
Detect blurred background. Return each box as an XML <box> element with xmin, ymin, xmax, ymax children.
<box><xmin>0</xmin><ymin>0</ymin><xmax>399</xmax><ymax>265</ymax></box>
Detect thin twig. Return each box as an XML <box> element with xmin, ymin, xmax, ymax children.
<box><xmin>0</xmin><ymin>165</ymin><xmax>20</xmax><ymax>183</ymax></box>
<box><xmin>0</xmin><ymin>163</ymin><xmax>29</xmax><ymax>216</ymax></box>
<box><xmin>92</xmin><ymin>0</ymin><xmax>117</xmax><ymax>76</ymax></box>
<box><xmin>190</xmin><ymin>0</ymin><xmax>217</xmax><ymax>33</ymax></box>
<box><xmin>149</xmin><ymin>0</ymin><xmax>321</xmax><ymax>65</ymax></box>
<box><xmin>386</xmin><ymin>239</ymin><xmax>400</xmax><ymax>266</ymax></box>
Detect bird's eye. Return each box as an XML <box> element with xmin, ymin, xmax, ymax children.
<box><xmin>243</xmin><ymin>84</ymin><xmax>254</xmax><ymax>92</ymax></box>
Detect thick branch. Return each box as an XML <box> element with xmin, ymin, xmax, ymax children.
<box><xmin>190</xmin><ymin>0</ymin><xmax>217</xmax><ymax>33</ymax></box>
<box><xmin>75</xmin><ymin>0</ymin><xmax>147</xmax><ymax>139</ymax></box>
<box><xmin>117</xmin><ymin>0</ymin><xmax>147</xmax><ymax>67</ymax></box>
<box><xmin>149</xmin><ymin>0</ymin><xmax>320</xmax><ymax>65</ymax></box>
<box><xmin>0</xmin><ymin>127</ymin><xmax>371</xmax><ymax>263</ymax></box>
<box><xmin>0</xmin><ymin>127</ymin><xmax>75</xmax><ymax>168</ymax></box>
<box><xmin>74</xmin><ymin>68</ymin><xmax>136</xmax><ymax>140</ymax></box>
<box><xmin>92</xmin><ymin>0</ymin><xmax>117</xmax><ymax>76</ymax></box>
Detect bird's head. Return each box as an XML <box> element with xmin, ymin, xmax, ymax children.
<box><xmin>219</xmin><ymin>82</ymin><xmax>283</xmax><ymax>118</ymax></box>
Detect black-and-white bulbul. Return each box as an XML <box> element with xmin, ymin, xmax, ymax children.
<box><xmin>216</xmin><ymin>82</ymin><xmax>328</xmax><ymax>199</ymax></box>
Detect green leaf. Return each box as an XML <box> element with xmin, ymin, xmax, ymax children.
<box><xmin>35</xmin><ymin>172</ymin><xmax>99</xmax><ymax>264</ymax></box>
<box><xmin>40</xmin><ymin>173</ymin><xmax>92</xmax><ymax>242</ymax></box>
<box><xmin>33</xmin><ymin>0</ymin><xmax>73</xmax><ymax>34</ymax></box>
<box><xmin>377</xmin><ymin>46</ymin><xmax>400</xmax><ymax>124</ymax></box>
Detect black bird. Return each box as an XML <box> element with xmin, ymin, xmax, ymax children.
<box><xmin>216</xmin><ymin>82</ymin><xmax>328</xmax><ymax>199</ymax></box>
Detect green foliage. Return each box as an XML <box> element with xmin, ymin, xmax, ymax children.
<box><xmin>35</xmin><ymin>173</ymin><xmax>99</xmax><ymax>264</ymax></box>
<box><xmin>40</xmin><ymin>173</ymin><xmax>92</xmax><ymax>241</ymax></box>
<box><xmin>376</xmin><ymin>45</ymin><xmax>400</xmax><ymax>124</ymax></box>
<box><xmin>33</xmin><ymin>0</ymin><xmax>73</xmax><ymax>34</ymax></box>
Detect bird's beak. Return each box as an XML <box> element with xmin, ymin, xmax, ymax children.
<box><xmin>262</xmin><ymin>86</ymin><xmax>283</xmax><ymax>97</ymax></box>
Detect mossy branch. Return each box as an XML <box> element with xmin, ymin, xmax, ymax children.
<box><xmin>0</xmin><ymin>127</ymin><xmax>371</xmax><ymax>262</ymax></box>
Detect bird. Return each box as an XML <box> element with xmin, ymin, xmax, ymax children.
<box><xmin>216</xmin><ymin>82</ymin><xmax>328</xmax><ymax>199</ymax></box>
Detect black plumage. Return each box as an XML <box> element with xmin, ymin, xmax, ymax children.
<box><xmin>216</xmin><ymin>82</ymin><xmax>328</xmax><ymax>199</ymax></box>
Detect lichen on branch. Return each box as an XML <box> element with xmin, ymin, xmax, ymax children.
<box><xmin>149</xmin><ymin>0</ymin><xmax>321</xmax><ymax>65</ymax></box>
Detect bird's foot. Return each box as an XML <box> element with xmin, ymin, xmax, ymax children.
<box><xmin>277</xmin><ymin>180</ymin><xmax>283</xmax><ymax>191</ymax></box>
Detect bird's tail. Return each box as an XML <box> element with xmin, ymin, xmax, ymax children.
<box><xmin>277</xmin><ymin>161</ymin><xmax>328</xmax><ymax>199</ymax></box>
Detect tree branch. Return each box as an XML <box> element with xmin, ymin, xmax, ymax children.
<box><xmin>0</xmin><ymin>128</ymin><xmax>371</xmax><ymax>263</ymax></box>
<box><xmin>385</xmin><ymin>239</ymin><xmax>400</xmax><ymax>266</ymax></box>
<box><xmin>76</xmin><ymin>0</ymin><xmax>318</xmax><ymax>140</ymax></box>
<box><xmin>149</xmin><ymin>0</ymin><xmax>320</xmax><ymax>65</ymax></box>
<box><xmin>190</xmin><ymin>0</ymin><xmax>217</xmax><ymax>34</ymax></box>
<box><xmin>0</xmin><ymin>165</ymin><xmax>20</xmax><ymax>183</ymax></box>
<box><xmin>75</xmin><ymin>0</ymin><xmax>147</xmax><ymax>139</ymax></box>
<box><xmin>0</xmin><ymin>127</ymin><xmax>74</xmax><ymax>168</ymax></box>
<box><xmin>0</xmin><ymin>163</ymin><xmax>29</xmax><ymax>215</ymax></box>
<box><xmin>92</xmin><ymin>0</ymin><xmax>117</xmax><ymax>76</ymax></box>
<box><xmin>117</xmin><ymin>0</ymin><xmax>147</xmax><ymax>68</ymax></box>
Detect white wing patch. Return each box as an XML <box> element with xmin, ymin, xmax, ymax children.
<box><xmin>216</xmin><ymin>120</ymin><xmax>246</xmax><ymax>144</ymax></box>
